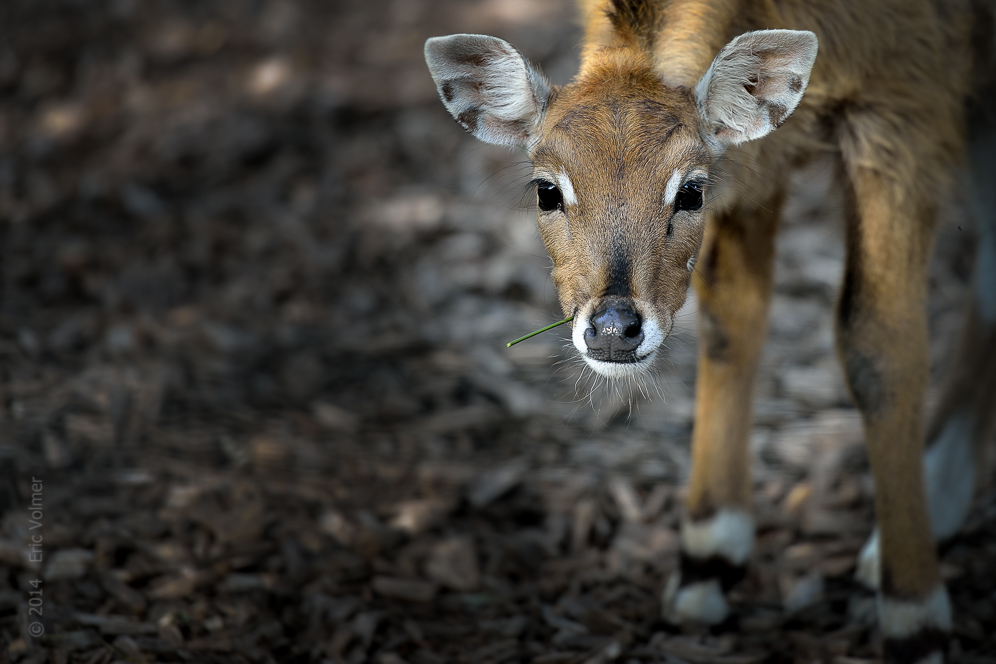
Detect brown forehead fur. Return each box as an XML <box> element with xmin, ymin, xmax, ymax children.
<box><xmin>534</xmin><ymin>47</ymin><xmax>707</xmax><ymax>192</ymax></box>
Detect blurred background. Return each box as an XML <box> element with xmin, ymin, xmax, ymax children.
<box><xmin>0</xmin><ymin>1</ymin><xmax>993</xmax><ymax>662</ymax></box>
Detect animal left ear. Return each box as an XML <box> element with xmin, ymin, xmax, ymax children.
<box><xmin>425</xmin><ymin>34</ymin><xmax>552</xmax><ymax>149</ymax></box>
<box><xmin>695</xmin><ymin>30</ymin><xmax>817</xmax><ymax>150</ymax></box>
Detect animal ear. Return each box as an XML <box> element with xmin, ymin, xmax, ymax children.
<box><xmin>425</xmin><ymin>34</ymin><xmax>552</xmax><ymax>149</ymax></box>
<box><xmin>695</xmin><ymin>30</ymin><xmax>817</xmax><ymax>149</ymax></box>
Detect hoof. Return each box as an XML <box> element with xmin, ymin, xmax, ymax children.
<box><xmin>662</xmin><ymin>574</ymin><xmax>730</xmax><ymax>625</ymax></box>
<box><xmin>880</xmin><ymin>587</ymin><xmax>952</xmax><ymax>664</ymax></box>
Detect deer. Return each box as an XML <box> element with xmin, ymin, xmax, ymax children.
<box><xmin>424</xmin><ymin>0</ymin><xmax>996</xmax><ymax>661</ymax></box>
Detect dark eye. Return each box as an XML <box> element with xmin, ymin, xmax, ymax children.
<box><xmin>536</xmin><ymin>181</ymin><xmax>564</xmax><ymax>212</ymax></box>
<box><xmin>675</xmin><ymin>182</ymin><xmax>704</xmax><ymax>212</ymax></box>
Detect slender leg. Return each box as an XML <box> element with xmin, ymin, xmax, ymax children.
<box><xmin>858</xmin><ymin>293</ymin><xmax>996</xmax><ymax>592</ymax></box>
<box><xmin>663</xmin><ymin>195</ymin><xmax>781</xmax><ymax>625</ymax></box>
<box><xmin>836</xmin><ymin>167</ymin><xmax>951</xmax><ymax>663</ymax></box>
<box><xmin>858</xmin><ymin>75</ymin><xmax>996</xmax><ymax>604</ymax></box>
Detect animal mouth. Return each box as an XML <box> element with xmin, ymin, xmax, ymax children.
<box><xmin>581</xmin><ymin>349</ymin><xmax>659</xmax><ymax>379</ymax></box>
<box><xmin>585</xmin><ymin>349</ymin><xmax>643</xmax><ymax>364</ymax></box>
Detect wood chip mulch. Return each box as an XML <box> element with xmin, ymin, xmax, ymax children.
<box><xmin>0</xmin><ymin>1</ymin><xmax>994</xmax><ymax>663</ymax></box>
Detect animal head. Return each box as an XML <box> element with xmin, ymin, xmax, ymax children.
<box><xmin>424</xmin><ymin>14</ymin><xmax>816</xmax><ymax>379</ymax></box>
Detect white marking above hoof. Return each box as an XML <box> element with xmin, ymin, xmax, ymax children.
<box><xmin>662</xmin><ymin>574</ymin><xmax>730</xmax><ymax>625</ymax></box>
<box><xmin>856</xmin><ymin>530</ymin><xmax>880</xmax><ymax>590</ymax></box>
<box><xmin>681</xmin><ymin>509</ymin><xmax>755</xmax><ymax>565</ymax></box>
<box><xmin>879</xmin><ymin>586</ymin><xmax>953</xmax><ymax>640</ymax></box>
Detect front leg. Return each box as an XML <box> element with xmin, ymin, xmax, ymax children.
<box><xmin>664</xmin><ymin>197</ymin><xmax>781</xmax><ymax>625</ymax></box>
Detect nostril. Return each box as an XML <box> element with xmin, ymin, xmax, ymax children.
<box><xmin>586</xmin><ymin>304</ymin><xmax>644</xmax><ymax>357</ymax></box>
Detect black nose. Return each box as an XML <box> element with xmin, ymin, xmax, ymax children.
<box><xmin>584</xmin><ymin>303</ymin><xmax>644</xmax><ymax>361</ymax></box>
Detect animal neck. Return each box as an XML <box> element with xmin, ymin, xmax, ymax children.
<box><xmin>579</xmin><ymin>0</ymin><xmax>746</xmax><ymax>89</ymax></box>
<box><xmin>652</xmin><ymin>0</ymin><xmax>742</xmax><ymax>87</ymax></box>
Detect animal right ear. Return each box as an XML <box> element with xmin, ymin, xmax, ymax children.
<box><xmin>695</xmin><ymin>30</ymin><xmax>818</xmax><ymax>151</ymax></box>
<box><xmin>424</xmin><ymin>34</ymin><xmax>552</xmax><ymax>149</ymax></box>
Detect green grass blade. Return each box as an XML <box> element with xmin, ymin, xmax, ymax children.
<box><xmin>506</xmin><ymin>316</ymin><xmax>574</xmax><ymax>348</ymax></box>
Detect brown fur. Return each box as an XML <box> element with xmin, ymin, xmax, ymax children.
<box><xmin>545</xmin><ymin>0</ymin><xmax>978</xmax><ymax>607</ymax></box>
<box><xmin>426</xmin><ymin>0</ymin><xmax>994</xmax><ymax>659</ymax></box>
<box><xmin>686</xmin><ymin>193</ymin><xmax>782</xmax><ymax>520</ymax></box>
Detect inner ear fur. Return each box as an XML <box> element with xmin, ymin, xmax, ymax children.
<box><xmin>424</xmin><ymin>34</ymin><xmax>552</xmax><ymax>149</ymax></box>
<box><xmin>695</xmin><ymin>29</ymin><xmax>818</xmax><ymax>150</ymax></box>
